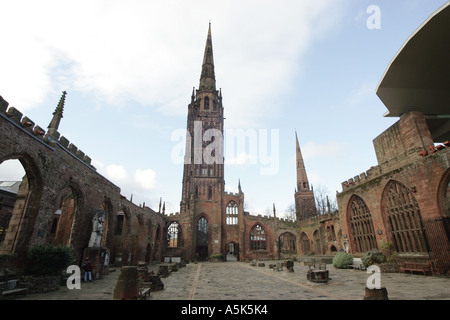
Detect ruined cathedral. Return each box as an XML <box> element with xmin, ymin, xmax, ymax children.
<box><xmin>165</xmin><ymin>24</ymin><xmax>340</xmax><ymax>263</ymax></box>
<box><xmin>1</xmin><ymin>6</ymin><xmax>449</xmax><ymax>277</ymax></box>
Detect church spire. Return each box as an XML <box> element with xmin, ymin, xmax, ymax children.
<box><xmin>295</xmin><ymin>130</ymin><xmax>310</xmax><ymax>192</ymax></box>
<box><xmin>199</xmin><ymin>22</ymin><xmax>216</xmax><ymax>91</ymax></box>
<box><xmin>48</xmin><ymin>91</ymin><xmax>66</xmax><ymax>131</ymax></box>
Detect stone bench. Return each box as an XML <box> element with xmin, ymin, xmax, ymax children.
<box><xmin>399</xmin><ymin>261</ymin><xmax>433</xmax><ymax>276</ymax></box>
<box><xmin>308</xmin><ymin>263</ymin><xmax>327</xmax><ymax>270</ymax></box>
<box><xmin>138</xmin><ymin>286</ymin><xmax>151</xmax><ymax>300</ymax></box>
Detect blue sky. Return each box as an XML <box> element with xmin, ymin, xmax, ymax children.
<box><xmin>1</xmin><ymin>0</ymin><xmax>448</xmax><ymax>217</ymax></box>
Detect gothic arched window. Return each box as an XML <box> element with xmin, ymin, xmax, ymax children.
<box><xmin>348</xmin><ymin>195</ymin><xmax>377</xmax><ymax>252</ymax></box>
<box><xmin>208</xmin><ymin>186</ymin><xmax>212</xmax><ymax>200</ymax></box>
<box><xmin>279</xmin><ymin>232</ymin><xmax>296</xmax><ymax>252</ymax></box>
<box><xmin>300</xmin><ymin>232</ymin><xmax>310</xmax><ymax>254</ymax></box>
<box><xmin>250</xmin><ymin>224</ymin><xmax>266</xmax><ymax>250</ymax></box>
<box><xmin>196</xmin><ymin>217</ymin><xmax>209</xmax><ymax>261</ymax></box>
<box><xmin>204</xmin><ymin>97</ymin><xmax>210</xmax><ymax>110</ymax></box>
<box><xmin>168</xmin><ymin>222</ymin><xmax>181</xmax><ymax>248</ymax></box>
<box><xmin>226</xmin><ymin>201</ymin><xmax>238</xmax><ymax>225</ymax></box>
<box><xmin>382</xmin><ymin>180</ymin><xmax>429</xmax><ymax>253</ymax></box>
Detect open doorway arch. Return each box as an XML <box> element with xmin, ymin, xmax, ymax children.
<box><xmin>0</xmin><ymin>155</ymin><xmax>43</xmax><ymax>261</ymax></box>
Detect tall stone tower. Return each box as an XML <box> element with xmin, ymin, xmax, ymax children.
<box><xmin>180</xmin><ymin>23</ymin><xmax>225</xmax><ymax>261</ymax></box>
<box><xmin>294</xmin><ymin>131</ymin><xmax>317</xmax><ymax>220</ymax></box>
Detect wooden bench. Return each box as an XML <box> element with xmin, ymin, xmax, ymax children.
<box><xmin>138</xmin><ymin>286</ymin><xmax>151</xmax><ymax>299</ymax></box>
<box><xmin>399</xmin><ymin>261</ymin><xmax>433</xmax><ymax>276</ymax></box>
<box><xmin>0</xmin><ymin>280</ymin><xmax>28</xmax><ymax>298</ymax></box>
<box><xmin>308</xmin><ymin>263</ymin><xmax>327</xmax><ymax>270</ymax></box>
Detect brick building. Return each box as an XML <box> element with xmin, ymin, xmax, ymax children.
<box><xmin>3</xmin><ymin>4</ymin><xmax>447</xmax><ymax>275</ymax></box>
<box><xmin>336</xmin><ymin>3</ymin><xmax>450</xmax><ymax>275</ymax></box>
<box><xmin>0</xmin><ymin>91</ymin><xmax>166</xmax><ymax>270</ymax></box>
<box><xmin>165</xmin><ymin>24</ymin><xmax>340</xmax><ymax>263</ymax></box>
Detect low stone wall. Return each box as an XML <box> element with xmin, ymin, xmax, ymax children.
<box><xmin>20</xmin><ymin>275</ymin><xmax>61</xmax><ymax>294</ymax></box>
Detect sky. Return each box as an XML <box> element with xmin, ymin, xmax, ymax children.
<box><xmin>1</xmin><ymin>0</ymin><xmax>448</xmax><ymax>218</ymax></box>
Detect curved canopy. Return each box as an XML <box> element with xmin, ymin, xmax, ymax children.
<box><xmin>376</xmin><ymin>3</ymin><xmax>450</xmax><ymax>142</ymax></box>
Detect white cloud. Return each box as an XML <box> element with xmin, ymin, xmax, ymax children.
<box><xmin>91</xmin><ymin>157</ymin><xmax>157</xmax><ymax>205</ymax></box>
<box><xmin>134</xmin><ymin>169</ymin><xmax>157</xmax><ymax>191</ymax></box>
<box><xmin>0</xmin><ymin>0</ymin><xmax>347</xmax><ymax>127</ymax></box>
<box><xmin>105</xmin><ymin>164</ymin><xmax>129</xmax><ymax>184</ymax></box>
<box><xmin>0</xmin><ymin>159</ymin><xmax>26</xmax><ymax>181</ymax></box>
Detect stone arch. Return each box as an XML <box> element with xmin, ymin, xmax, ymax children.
<box><xmin>153</xmin><ymin>224</ymin><xmax>162</xmax><ymax>262</ymax></box>
<box><xmin>48</xmin><ymin>184</ymin><xmax>82</xmax><ymax>248</ymax></box>
<box><xmin>300</xmin><ymin>232</ymin><xmax>310</xmax><ymax>255</ymax></box>
<box><xmin>250</xmin><ymin>223</ymin><xmax>267</xmax><ymax>250</ymax></box>
<box><xmin>337</xmin><ymin>229</ymin><xmax>343</xmax><ymax>251</ymax></box>
<box><xmin>196</xmin><ymin>215</ymin><xmax>209</xmax><ymax>261</ymax></box>
<box><xmin>381</xmin><ymin>179</ymin><xmax>429</xmax><ymax>253</ymax></box>
<box><xmin>145</xmin><ymin>219</ymin><xmax>153</xmax><ymax>263</ymax></box>
<box><xmin>118</xmin><ymin>205</ymin><xmax>133</xmax><ymax>265</ymax></box>
<box><xmin>135</xmin><ymin>212</ymin><xmax>146</xmax><ymax>263</ymax></box>
<box><xmin>279</xmin><ymin>232</ymin><xmax>296</xmax><ymax>252</ymax></box>
<box><xmin>427</xmin><ymin>168</ymin><xmax>450</xmax><ymax>275</ymax></box>
<box><xmin>347</xmin><ymin>194</ymin><xmax>377</xmax><ymax>253</ymax></box>
<box><xmin>0</xmin><ymin>153</ymin><xmax>43</xmax><ymax>260</ymax></box>
<box><xmin>226</xmin><ymin>200</ymin><xmax>238</xmax><ymax>225</ymax></box>
<box><xmin>437</xmin><ymin>168</ymin><xmax>450</xmax><ymax>217</ymax></box>
<box><xmin>313</xmin><ymin>230</ymin><xmax>321</xmax><ymax>254</ymax></box>
<box><xmin>167</xmin><ymin>221</ymin><xmax>181</xmax><ymax>248</ymax></box>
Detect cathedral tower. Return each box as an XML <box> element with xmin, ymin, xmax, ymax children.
<box><xmin>180</xmin><ymin>23</ymin><xmax>225</xmax><ymax>260</ymax></box>
<box><xmin>294</xmin><ymin>131</ymin><xmax>317</xmax><ymax>220</ymax></box>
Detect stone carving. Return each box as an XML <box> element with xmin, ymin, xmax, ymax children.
<box><xmin>88</xmin><ymin>209</ymin><xmax>106</xmax><ymax>248</ymax></box>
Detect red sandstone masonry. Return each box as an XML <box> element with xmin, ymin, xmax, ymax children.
<box><xmin>0</xmin><ymin>95</ymin><xmax>166</xmax><ymax>266</ymax></box>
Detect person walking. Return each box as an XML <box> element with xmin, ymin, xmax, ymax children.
<box><xmin>82</xmin><ymin>257</ymin><xmax>93</xmax><ymax>282</ymax></box>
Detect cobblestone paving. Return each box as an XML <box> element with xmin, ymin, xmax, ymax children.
<box><xmin>18</xmin><ymin>260</ymin><xmax>450</xmax><ymax>300</ymax></box>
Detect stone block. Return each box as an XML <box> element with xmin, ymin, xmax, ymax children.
<box><xmin>0</xmin><ymin>96</ymin><xmax>9</xmax><ymax>113</ymax></box>
<box><xmin>68</xmin><ymin>143</ymin><xmax>78</xmax><ymax>154</ymax></box>
<box><xmin>157</xmin><ymin>265</ymin><xmax>170</xmax><ymax>278</ymax></box>
<box><xmin>76</xmin><ymin>149</ymin><xmax>85</xmax><ymax>160</ymax></box>
<box><xmin>83</xmin><ymin>155</ymin><xmax>92</xmax><ymax>165</ymax></box>
<box><xmin>46</xmin><ymin>128</ymin><xmax>60</xmax><ymax>140</ymax></box>
<box><xmin>363</xmin><ymin>287</ymin><xmax>389</xmax><ymax>300</ymax></box>
<box><xmin>20</xmin><ymin>116</ymin><xmax>34</xmax><ymax>132</ymax></box>
<box><xmin>33</xmin><ymin>125</ymin><xmax>45</xmax><ymax>137</ymax></box>
<box><xmin>6</xmin><ymin>106</ymin><xmax>22</xmax><ymax>124</ymax></box>
<box><xmin>58</xmin><ymin>136</ymin><xmax>70</xmax><ymax>148</ymax></box>
<box><xmin>113</xmin><ymin>266</ymin><xmax>138</xmax><ymax>300</ymax></box>
<box><xmin>147</xmin><ymin>275</ymin><xmax>164</xmax><ymax>291</ymax></box>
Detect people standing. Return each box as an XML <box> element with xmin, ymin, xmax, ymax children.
<box><xmin>82</xmin><ymin>257</ymin><xmax>93</xmax><ymax>282</ymax></box>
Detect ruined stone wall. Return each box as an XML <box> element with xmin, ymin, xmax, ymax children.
<box><xmin>166</xmin><ymin>211</ymin><xmax>193</xmax><ymax>261</ymax></box>
<box><xmin>0</xmin><ymin>97</ymin><xmax>122</xmax><ymax>263</ymax></box>
<box><xmin>337</xmin><ymin>111</ymin><xmax>450</xmax><ymax>263</ymax></box>
<box><xmin>373</xmin><ymin>111</ymin><xmax>434</xmax><ymax>165</ymax></box>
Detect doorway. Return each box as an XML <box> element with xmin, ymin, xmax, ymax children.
<box><xmin>196</xmin><ymin>217</ymin><xmax>208</xmax><ymax>261</ymax></box>
<box><xmin>226</xmin><ymin>242</ymin><xmax>238</xmax><ymax>261</ymax></box>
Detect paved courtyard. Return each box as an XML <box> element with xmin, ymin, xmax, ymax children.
<box><xmin>18</xmin><ymin>260</ymin><xmax>450</xmax><ymax>301</ymax></box>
